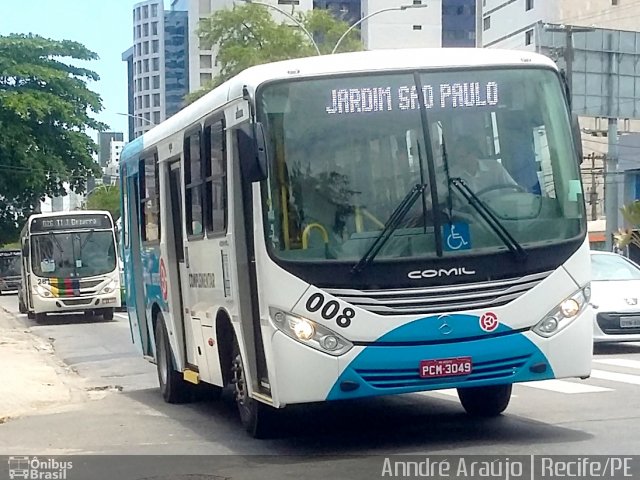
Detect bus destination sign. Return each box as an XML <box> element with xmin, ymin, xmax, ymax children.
<box><xmin>31</xmin><ymin>214</ymin><xmax>112</xmax><ymax>233</ymax></box>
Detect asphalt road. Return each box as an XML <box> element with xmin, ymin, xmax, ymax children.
<box><xmin>1</xmin><ymin>291</ymin><xmax>640</xmax><ymax>478</ymax></box>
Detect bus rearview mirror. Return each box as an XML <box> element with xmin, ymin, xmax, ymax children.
<box><xmin>237</xmin><ymin>123</ymin><xmax>268</xmax><ymax>183</ymax></box>
<box><xmin>571</xmin><ymin>113</ymin><xmax>583</xmax><ymax>164</ymax></box>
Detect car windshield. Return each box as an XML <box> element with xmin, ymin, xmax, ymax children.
<box><xmin>31</xmin><ymin>231</ymin><xmax>117</xmax><ymax>278</ymax></box>
<box><xmin>591</xmin><ymin>254</ymin><xmax>640</xmax><ymax>281</ymax></box>
<box><xmin>257</xmin><ymin>67</ymin><xmax>584</xmax><ymax>264</ymax></box>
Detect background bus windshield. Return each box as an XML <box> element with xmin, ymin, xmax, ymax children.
<box><xmin>258</xmin><ymin>68</ymin><xmax>584</xmax><ymax>262</ymax></box>
<box><xmin>0</xmin><ymin>254</ymin><xmax>20</xmax><ymax>277</ymax></box>
<box><xmin>31</xmin><ymin>231</ymin><xmax>117</xmax><ymax>278</ymax></box>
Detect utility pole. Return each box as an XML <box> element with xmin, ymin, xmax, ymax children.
<box><xmin>605</xmin><ymin>31</ymin><xmax>619</xmax><ymax>251</ymax></box>
<box><xmin>590</xmin><ymin>153</ymin><xmax>598</xmax><ymax>221</ymax></box>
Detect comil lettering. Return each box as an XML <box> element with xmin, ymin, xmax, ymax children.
<box><xmin>408</xmin><ymin>267</ymin><xmax>476</xmax><ymax>279</ymax></box>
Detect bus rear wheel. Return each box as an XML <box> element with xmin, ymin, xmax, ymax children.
<box><xmin>457</xmin><ymin>384</ymin><xmax>512</xmax><ymax>417</ymax></box>
<box><xmin>102</xmin><ymin>308</ymin><xmax>114</xmax><ymax>321</ymax></box>
<box><xmin>231</xmin><ymin>340</ymin><xmax>274</xmax><ymax>438</ymax></box>
<box><xmin>155</xmin><ymin>314</ymin><xmax>191</xmax><ymax>404</ymax></box>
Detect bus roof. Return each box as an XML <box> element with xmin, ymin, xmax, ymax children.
<box><xmin>121</xmin><ymin>47</ymin><xmax>558</xmax><ymax>165</ymax></box>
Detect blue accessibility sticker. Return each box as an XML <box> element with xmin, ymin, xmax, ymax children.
<box><xmin>443</xmin><ymin>222</ymin><xmax>471</xmax><ymax>251</ymax></box>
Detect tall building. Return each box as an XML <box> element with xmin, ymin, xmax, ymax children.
<box><xmin>125</xmin><ymin>0</ymin><xmax>190</xmax><ymax>138</ymax></box>
<box><xmin>98</xmin><ymin>132</ymin><xmax>124</xmax><ymax>168</ymax></box>
<box><xmin>314</xmin><ymin>0</ymin><xmax>361</xmax><ymax>25</ymax></box>
<box><xmin>441</xmin><ymin>0</ymin><xmax>476</xmax><ymax>47</ymax></box>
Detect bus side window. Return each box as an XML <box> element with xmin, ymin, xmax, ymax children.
<box><xmin>184</xmin><ymin>129</ymin><xmax>204</xmax><ymax>238</ymax></box>
<box><xmin>204</xmin><ymin>118</ymin><xmax>227</xmax><ymax>235</ymax></box>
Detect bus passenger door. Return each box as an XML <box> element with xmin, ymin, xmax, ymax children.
<box><xmin>128</xmin><ymin>177</ymin><xmax>151</xmax><ymax>355</ymax></box>
<box><xmin>168</xmin><ymin>161</ymin><xmax>195</xmax><ymax>367</ymax></box>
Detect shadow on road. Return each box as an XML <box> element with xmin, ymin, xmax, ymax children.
<box><xmin>122</xmin><ymin>387</ymin><xmax>592</xmax><ymax>455</ymax></box>
<box><xmin>594</xmin><ymin>343</ymin><xmax>640</xmax><ymax>355</ymax></box>
<box><xmin>28</xmin><ymin>312</ymin><xmax>116</xmax><ymax>327</ymax></box>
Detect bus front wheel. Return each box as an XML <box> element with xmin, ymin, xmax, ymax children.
<box><xmin>231</xmin><ymin>340</ymin><xmax>274</xmax><ymax>438</ymax></box>
<box><xmin>457</xmin><ymin>384</ymin><xmax>512</xmax><ymax>417</ymax></box>
<box><xmin>155</xmin><ymin>314</ymin><xmax>190</xmax><ymax>404</ymax></box>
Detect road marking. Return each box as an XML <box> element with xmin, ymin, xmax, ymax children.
<box><xmin>590</xmin><ymin>369</ymin><xmax>640</xmax><ymax>386</ymax></box>
<box><xmin>518</xmin><ymin>379</ymin><xmax>612</xmax><ymax>394</ymax></box>
<box><xmin>594</xmin><ymin>358</ymin><xmax>640</xmax><ymax>370</ymax></box>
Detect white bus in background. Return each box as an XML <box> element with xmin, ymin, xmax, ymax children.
<box><xmin>18</xmin><ymin>210</ymin><xmax>121</xmax><ymax>321</ymax></box>
<box><xmin>120</xmin><ymin>48</ymin><xmax>592</xmax><ymax>438</ymax></box>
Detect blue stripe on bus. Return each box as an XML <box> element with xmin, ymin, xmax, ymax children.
<box><xmin>326</xmin><ymin>314</ymin><xmax>553</xmax><ymax>401</ymax></box>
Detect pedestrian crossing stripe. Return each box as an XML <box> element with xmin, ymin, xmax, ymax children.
<box><xmin>590</xmin><ymin>369</ymin><xmax>640</xmax><ymax>386</ymax></box>
<box><xmin>518</xmin><ymin>379</ymin><xmax>612</xmax><ymax>394</ymax></box>
<box><xmin>593</xmin><ymin>358</ymin><xmax>640</xmax><ymax>370</ymax></box>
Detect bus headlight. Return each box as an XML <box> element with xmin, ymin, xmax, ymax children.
<box><xmin>35</xmin><ymin>284</ymin><xmax>52</xmax><ymax>298</ymax></box>
<box><xmin>533</xmin><ymin>285</ymin><xmax>589</xmax><ymax>338</ymax></box>
<box><xmin>269</xmin><ymin>307</ymin><xmax>353</xmax><ymax>356</ymax></box>
<box><xmin>101</xmin><ymin>280</ymin><xmax>117</xmax><ymax>294</ymax></box>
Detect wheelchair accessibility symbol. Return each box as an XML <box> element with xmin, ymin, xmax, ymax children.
<box><xmin>443</xmin><ymin>222</ymin><xmax>471</xmax><ymax>251</ymax></box>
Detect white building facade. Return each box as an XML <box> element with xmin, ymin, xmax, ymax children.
<box><xmin>479</xmin><ymin>0</ymin><xmax>640</xmax><ymax>49</ymax></box>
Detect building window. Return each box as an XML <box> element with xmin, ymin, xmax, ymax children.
<box><xmin>139</xmin><ymin>154</ymin><xmax>160</xmax><ymax>242</ymax></box>
<box><xmin>144</xmin><ymin>41</ymin><xmax>149</xmax><ymax>55</ymax></box>
<box><xmin>151</xmin><ymin>3</ymin><xmax>158</xmax><ymax>17</ymax></box>
<box><xmin>278</xmin><ymin>0</ymin><xmax>300</xmax><ymax>4</ymax></box>
<box><xmin>136</xmin><ymin>25</ymin><xmax>141</xmax><ymax>38</ymax></box>
<box><xmin>413</xmin><ymin>0</ymin><xmax>421</xmax><ymax>4</ymax></box>
<box><xmin>413</xmin><ymin>25</ymin><xmax>423</xmax><ymax>30</ymax></box>
<box><xmin>526</xmin><ymin>0</ymin><xmax>534</xmax><ymax>10</ymax></box>
<box><xmin>200</xmin><ymin>72</ymin><xmax>212</xmax><ymax>85</ymax></box>
<box><xmin>204</xmin><ymin>119</ymin><xmax>227</xmax><ymax>234</ymax></box>
<box><xmin>152</xmin><ymin>40</ymin><xmax>159</xmax><ymax>53</ymax></box>
<box><xmin>152</xmin><ymin>58</ymin><xmax>160</xmax><ymax>71</ymax></box>
<box><xmin>153</xmin><ymin>111</ymin><xmax>161</xmax><ymax>125</ymax></box>
<box><xmin>152</xmin><ymin>22</ymin><xmax>158</xmax><ymax>35</ymax></box>
<box><xmin>153</xmin><ymin>75</ymin><xmax>160</xmax><ymax>89</ymax></box>
<box><xmin>525</xmin><ymin>29</ymin><xmax>534</xmax><ymax>45</ymax></box>
<box><xmin>200</xmin><ymin>55</ymin><xmax>213</xmax><ymax>69</ymax></box>
<box><xmin>136</xmin><ymin>7</ymin><xmax>141</xmax><ymax>21</ymax></box>
<box><xmin>483</xmin><ymin>16</ymin><xmax>491</xmax><ymax>30</ymax></box>
<box><xmin>137</xmin><ymin>62</ymin><xmax>142</xmax><ymax>74</ymax></box>
<box><xmin>144</xmin><ymin>95</ymin><xmax>150</xmax><ymax>108</ymax></box>
<box><xmin>143</xmin><ymin>77</ymin><xmax>150</xmax><ymax>90</ymax></box>
<box><xmin>153</xmin><ymin>93</ymin><xmax>160</xmax><ymax>107</ymax></box>
<box><xmin>143</xmin><ymin>59</ymin><xmax>149</xmax><ymax>73</ymax></box>
<box><xmin>184</xmin><ymin>131</ymin><xmax>204</xmax><ymax>237</ymax></box>
<box><xmin>143</xmin><ymin>23</ymin><xmax>149</xmax><ymax>37</ymax></box>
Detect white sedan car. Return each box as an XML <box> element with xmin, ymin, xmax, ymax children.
<box><xmin>591</xmin><ymin>251</ymin><xmax>640</xmax><ymax>343</ymax></box>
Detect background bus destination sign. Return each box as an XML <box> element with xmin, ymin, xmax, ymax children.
<box><xmin>31</xmin><ymin>214</ymin><xmax>111</xmax><ymax>232</ymax></box>
<box><xmin>326</xmin><ymin>81</ymin><xmax>499</xmax><ymax>115</ymax></box>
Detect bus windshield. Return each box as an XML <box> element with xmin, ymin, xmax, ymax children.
<box><xmin>31</xmin><ymin>231</ymin><xmax>117</xmax><ymax>278</ymax></box>
<box><xmin>258</xmin><ymin>67</ymin><xmax>584</xmax><ymax>263</ymax></box>
<box><xmin>0</xmin><ymin>253</ymin><xmax>20</xmax><ymax>277</ymax></box>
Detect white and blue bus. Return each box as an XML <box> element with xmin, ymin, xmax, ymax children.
<box><xmin>120</xmin><ymin>48</ymin><xmax>592</xmax><ymax>437</ymax></box>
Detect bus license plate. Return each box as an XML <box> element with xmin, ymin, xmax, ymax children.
<box><xmin>419</xmin><ymin>357</ymin><xmax>472</xmax><ymax>378</ymax></box>
<box><xmin>620</xmin><ymin>316</ymin><xmax>640</xmax><ymax>328</ymax></box>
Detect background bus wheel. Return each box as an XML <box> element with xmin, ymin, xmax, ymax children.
<box><xmin>18</xmin><ymin>298</ymin><xmax>27</xmax><ymax>314</ymax></box>
<box><xmin>155</xmin><ymin>314</ymin><xmax>190</xmax><ymax>404</ymax></box>
<box><xmin>35</xmin><ymin>312</ymin><xmax>47</xmax><ymax>322</ymax></box>
<box><xmin>102</xmin><ymin>308</ymin><xmax>114</xmax><ymax>321</ymax></box>
<box><xmin>457</xmin><ymin>384</ymin><xmax>512</xmax><ymax>417</ymax></box>
<box><xmin>231</xmin><ymin>341</ymin><xmax>273</xmax><ymax>438</ymax></box>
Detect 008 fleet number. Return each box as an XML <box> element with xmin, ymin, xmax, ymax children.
<box><xmin>305</xmin><ymin>292</ymin><xmax>354</xmax><ymax>328</ymax></box>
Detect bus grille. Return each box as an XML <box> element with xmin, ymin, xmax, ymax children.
<box><xmin>326</xmin><ymin>271</ymin><xmax>551</xmax><ymax>316</ymax></box>
<box><xmin>355</xmin><ymin>354</ymin><xmax>531</xmax><ymax>389</ymax></box>
<box><xmin>61</xmin><ymin>298</ymin><xmax>94</xmax><ymax>306</ymax></box>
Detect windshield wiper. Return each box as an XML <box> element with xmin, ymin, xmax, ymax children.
<box><xmin>48</xmin><ymin>231</ymin><xmax>64</xmax><ymax>254</ymax></box>
<box><xmin>449</xmin><ymin>177</ymin><xmax>528</xmax><ymax>262</ymax></box>
<box><xmin>351</xmin><ymin>183</ymin><xmax>428</xmax><ymax>275</ymax></box>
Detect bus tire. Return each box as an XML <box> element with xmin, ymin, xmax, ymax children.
<box><xmin>155</xmin><ymin>314</ymin><xmax>190</xmax><ymax>404</ymax></box>
<box><xmin>102</xmin><ymin>309</ymin><xmax>114</xmax><ymax>321</ymax></box>
<box><xmin>231</xmin><ymin>340</ymin><xmax>274</xmax><ymax>438</ymax></box>
<box><xmin>457</xmin><ymin>384</ymin><xmax>512</xmax><ymax>417</ymax></box>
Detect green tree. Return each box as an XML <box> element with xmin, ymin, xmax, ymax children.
<box><xmin>86</xmin><ymin>185</ymin><xmax>120</xmax><ymax>221</ymax></box>
<box><xmin>187</xmin><ymin>4</ymin><xmax>363</xmax><ymax>103</ymax></box>
<box><xmin>0</xmin><ymin>34</ymin><xmax>105</xmax><ymax>245</ymax></box>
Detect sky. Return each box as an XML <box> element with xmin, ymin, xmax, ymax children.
<box><xmin>0</xmin><ymin>0</ymin><xmax>171</xmax><ymax>142</ymax></box>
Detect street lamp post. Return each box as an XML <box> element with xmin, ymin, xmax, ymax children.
<box><xmin>236</xmin><ymin>0</ymin><xmax>322</xmax><ymax>56</ymax></box>
<box><xmin>332</xmin><ymin>4</ymin><xmax>428</xmax><ymax>55</ymax></box>
<box><xmin>116</xmin><ymin>112</ymin><xmax>157</xmax><ymax>126</ymax></box>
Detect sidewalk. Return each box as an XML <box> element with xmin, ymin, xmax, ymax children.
<box><xmin>0</xmin><ymin>307</ymin><xmax>86</xmax><ymax>422</ymax></box>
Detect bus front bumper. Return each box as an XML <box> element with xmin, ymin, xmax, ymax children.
<box><xmin>31</xmin><ymin>293</ymin><xmax>121</xmax><ymax>314</ymax></box>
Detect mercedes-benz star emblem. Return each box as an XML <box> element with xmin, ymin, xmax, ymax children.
<box><xmin>439</xmin><ymin>319</ymin><xmax>453</xmax><ymax>335</ymax></box>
